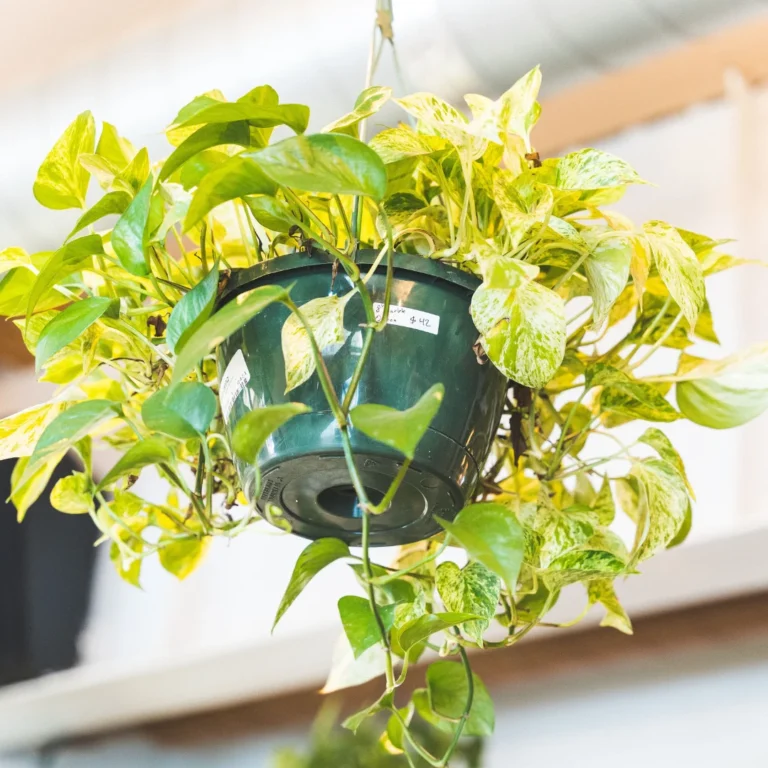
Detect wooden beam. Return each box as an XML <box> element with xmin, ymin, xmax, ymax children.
<box><xmin>142</xmin><ymin>589</ymin><xmax>768</xmax><ymax>748</ymax></box>
<box><xmin>536</xmin><ymin>15</ymin><xmax>768</xmax><ymax>154</ymax></box>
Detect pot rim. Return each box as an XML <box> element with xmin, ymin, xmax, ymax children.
<box><xmin>220</xmin><ymin>249</ymin><xmax>481</xmax><ymax>305</ymax></box>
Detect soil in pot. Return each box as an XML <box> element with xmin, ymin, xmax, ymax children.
<box><xmin>217</xmin><ymin>251</ymin><xmax>507</xmax><ymax>545</ymax></box>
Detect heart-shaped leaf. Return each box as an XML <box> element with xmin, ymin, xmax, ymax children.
<box><xmin>436</xmin><ymin>562</ymin><xmax>500</xmax><ymax>644</ymax></box>
<box><xmin>471</xmin><ymin>277</ymin><xmax>565</xmax><ymax>388</ymax></box>
<box><xmin>24</xmin><ymin>400</ymin><xmax>121</xmax><ymax>482</ymax></box>
<box><xmin>160</xmin><ymin>121</ymin><xmax>252</xmax><ymax>181</ymax></box>
<box><xmin>643</xmin><ymin>220</ymin><xmax>705</xmax><ymax>329</ymax></box>
<box><xmin>338</xmin><ymin>595</ymin><xmax>397</xmax><ymax>659</ymax></box>
<box><xmin>172</xmin><ymin>283</ymin><xmax>289</xmax><ymax>383</ymax></box>
<box><xmin>33</xmin><ymin>111</ymin><xmax>96</xmax><ymax>210</ymax></box>
<box><xmin>426</xmin><ymin>661</ymin><xmax>495</xmax><ymax>737</ymax></box>
<box><xmin>273</xmin><ymin>538</ymin><xmax>350</xmax><ymax>630</ymax></box>
<box><xmin>112</xmin><ymin>176</ymin><xmax>153</xmax><ymax>276</ymax></box>
<box><xmin>27</xmin><ymin>234</ymin><xmax>104</xmax><ymax>323</ymax></box>
<box><xmin>183</xmin><ymin>155</ymin><xmax>278</xmax><ymax>230</ymax></box>
<box><xmin>281</xmin><ymin>294</ymin><xmax>347</xmax><ymax>392</ymax></box>
<box><xmin>35</xmin><ymin>296</ymin><xmax>115</xmax><ymax>372</ymax></box>
<box><xmin>165</xmin><ymin>263</ymin><xmax>219</xmax><ymax>353</ymax></box>
<box><xmin>142</xmin><ymin>382</ymin><xmax>217</xmax><ymax>440</ymax></box>
<box><xmin>68</xmin><ymin>191</ymin><xmax>132</xmax><ymax>240</ymax></box>
<box><xmin>437</xmin><ymin>502</ymin><xmax>525</xmax><ymax>595</ymax></box>
<box><xmin>397</xmin><ymin>611</ymin><xmax>483</xmax><ymax>652</ymax></box>
<box><xmin>665</xmin><ymin>344</ymin><xmax>768</xmax><ymax>429</ymax></box>
<box><xmin>97</xmin><ymin>435</ymin><xmax>175</xmax><ymax>491</ymax></box>
<box><xmin>249</xmin><ymin>133</ymin><xmax>387</xmax><ymax>200</ymax></box>
<box><xmin>322</xmin><ymin>86</ymin><xmax>392</xmax><ymax>136</ymax></box>
<box><xmin>350</xmin><ymin>384</ymin><xmax>444</xmax><ymax>459</ymax></box>
<box><xmin>231</xmin><ymin>403</ymin><xmax>311</xmax><ymax>464</ymax></box>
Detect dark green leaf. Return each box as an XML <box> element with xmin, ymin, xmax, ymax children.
<box><xmin>142</xmin><ymin>382</ymin><xmax>217</xmax><ymax>440</ymax></box>
<box><xmin>35</xmin><ymin>296</ymin><xmax>114</xmax><ymax>372</ymax></box>
<box><xmin>172</xmin><ymin>283</ymin><xmax>289</xmax><ymax>383</ymax></box>
<box><xmin>183</xmin><ymin>155</ymin><xmax>278</xmax><ymax>230</ymax></box>
<box><xmin>398</xmin><ymin>611</ymin><xmax>483</xmax><ymax>652</ymax></box>
<box><xmin>350</xmin><ymin>384</ymin><xmax>444</xmax><ymax>460</ymax></box>
<box><xmin>244</xmin><ymin>195</ymin><xmax>298</xmax><ymax>233</ymax></box>
<box><xmin>33</xmin><ymin>111</ymin><xmax>96</xmax><ymax>209</ymax></box>
<box><xmin>160</xmin><ymin>121</ymin><xmax>252</xmax><ymax>181</ymax></box>
<box><xmin>97</xmin><ymin>436</ymin><xmax>175</xmax><ymax>491</ymax></box>
<box><xmin>438</xmin><ymin>502</ymin><xmax>525</xmax><ymax>594</ymax></box>
<box><xmin>338</xmin><ymin>596</ymin><xmax>397</xmax><ymax>659</ymax></box>
<box><xmin>248</xmin><ymin>133</ymin><xmax>387</xmax><ymax>200</ymax></box>
<box><xmin>112</xmin><ymin>176</ymin><xmax>153</xmax><ymax>276</ymax></box>
<box><xmin>231</xmin><ymin>403</ymin><xmax>311</xmax><ymax>464</ymax></box>
<box><xmin>426</xmin><ymin>661</ymin><xmax>495</xmax><ymax>737</ymax></box>
<box><xmin>27</xmin><ymin>234</ymin><xmax>104</xmax><ymax>322</ymax></box>
<box><xmin>273</xmin><ymin>538</ymin><xmax>350</xmax><ymax>630</ymax></box>
<box><xmin>165</xmin><ymin>263</ymin><xmax>219</xmax><ymax>353</ymax></box>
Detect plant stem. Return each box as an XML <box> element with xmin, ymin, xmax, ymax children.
<box><xmin>622</xmin><ymin>296</ymin><xmax>673</xmax><ymax>367</ymax></box>
<box><xmin>438</xmin><ymin>645</ymin><xmax>474</xmax><ymax>767</ymax></box>
<box><xmin>629</xmin><ymin>310</ymin><xmax>684</xmax><ymax>370</ymax></box>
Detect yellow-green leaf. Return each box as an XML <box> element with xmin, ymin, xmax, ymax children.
<box><xmin>50</xmin><ymin>472</ymin><xmax>94</xmax><ymax>514</ymax></box>
<box><xmin>281</xmin><ymin>294</ymin><xmax>347</xmax><ymax>392</ymax></box>
<box><xmin>33</xmin><ymin>111</ymin><xmax>96</xmax><ymax>209</ymax></box>
<box><xmin>631</xmin><ymin>458</ymin><xmax>690</xmax><ymax>562</ymax></box>
<box><xmin>471</xmin><ymin>277</ymin><xmax>566</xmax><ymax>388</ymax></box>
<box><xmin>0</xmin><ymin>402</ymin><xmax>65</xmax><ymax>461</ymax></box>
<box><xmin>323</xmin><ymin>86</ymin><xmax>392</xmax><ymax>136</ymax></box>
<box><xmin>643</xmin><ymin>220</ymin><xmax>705</xmax><ymax>329</ymax></box>
<box><xmin>587</xmin><ymin>579</ymin><xmax>633</xmax><ymax>634</ymax></box>
<box><xmin>159</xmin><ymin>535</ymin><xmax>209</xmax><ymax>580</ymax></box>
<box><xmin>436</xmin><ymin>561</ymin><xmax>500</xmax><ymax>644</ymax></box>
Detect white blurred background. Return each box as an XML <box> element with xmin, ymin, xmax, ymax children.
<box><xmin>1</xmin><ymin>0</ymin><xmax>768</xmax><ymax>765</ymax></box>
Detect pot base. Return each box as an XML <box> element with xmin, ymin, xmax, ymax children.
<box><xmin>247</xmin><ymin>444</ymin><xmax>468</xmax><ymax>546</ymax></box>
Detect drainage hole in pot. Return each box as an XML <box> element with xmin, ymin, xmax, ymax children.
<box><xmin>317</xmin><ymin>485</ymin><xmax>386</xmax><ymax>519</ymax></box>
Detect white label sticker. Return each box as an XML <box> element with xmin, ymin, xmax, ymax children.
<box><xmin>220</xmin><ymin>349</ymin><xmax>251</xmax><ymax>424</ymax></box>
<box><xmin>373</xmin><ymin>302</ymin><xmax>440</xmax><ymax>336</ymax></box>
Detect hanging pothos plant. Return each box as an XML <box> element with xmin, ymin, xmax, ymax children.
<box><xmin>1</xmin><ymin>63</ymin><xmax>767</xmax><ymax>766</ymax></box>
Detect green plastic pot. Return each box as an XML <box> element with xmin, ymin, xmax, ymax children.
<box><xmin>217</xmin><ymin>251</ymin><xmax>506</xmax><ymax>545</ymax></box>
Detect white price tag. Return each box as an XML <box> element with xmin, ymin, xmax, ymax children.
<box><xmin>220</xmin><ymin>349</ymin><xmax>251</xmax><ymax>423</ymax></box>
<box><xmin>373</xmin><ymin>302</ymin><xmax>440</xmax><ymax>336</ymax></box>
